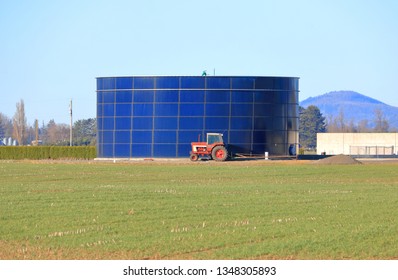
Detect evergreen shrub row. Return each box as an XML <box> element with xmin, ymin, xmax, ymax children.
<box><xmin>0</xmin><ymin>146</ymin><xmax>96</xmax><ymax>160</ymax></box>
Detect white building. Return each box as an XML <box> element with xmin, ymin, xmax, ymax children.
<box><xmin>317</xmin><ymin>133</ymin><xmax>398</xmax><ymax>155</ymax></box>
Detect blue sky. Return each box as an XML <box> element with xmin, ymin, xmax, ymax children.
<box><xmin>1</xmin><ymin>0</ymin><xmax>397</xmax><ymax>124</ymax></box>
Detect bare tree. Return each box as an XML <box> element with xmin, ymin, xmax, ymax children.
<box><xmin>357</xmin><ymin>119</ymin><xmax>371</xmax><ymax>133</ymax></box>
<box><xmin>43</xmin><ymin>120</ymin><xmax>70</xmax><ymax>145</ymax></box>
<box><xmin>326</xmin><ymin>109</ymin><xmax>358</xmax><ymax>133</ymax></box>
<box><xmin>326</xmin><ymin>109</ymin><xmax>347</xmax><ymax>132</ymax></box>
<box><xmin>373</xmin><ymin>109</ymin><xmax>389</xmax><ymax>132</ymax></box>
<box><xmin>336</xmin><ymin>109</ymin><xmax>347</xmax><ymax>132</ymax></box>
<box><xmin>326</xmin><ymin>115</ymin><xmax>338</xmax><ymax>132</ymax></box>
<box><xmin>0</xmin><ymin>112</ymin><xmax>13</xmax><ymax>140</ymax></box>
<box><xmin>12</xmin><ymin>99</ymin><xmax>27</xmax><ymax>145</ymax></box>
<box><xmin>57</xmin><ymin>124</ymin><xmax>70</xmax><ymax>145</ymax></box>
<box><xmin>45</xmin><ymin>120</ymin><xmax>56</xmax><ymax>144</ymax></box>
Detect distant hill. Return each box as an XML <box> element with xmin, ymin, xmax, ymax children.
<box><xmin>300</xmin><ymin>91</ymin><xmax>398</xmax><ymax>129</ymax></box>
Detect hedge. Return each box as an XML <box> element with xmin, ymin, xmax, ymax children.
<box><xmin>0</xmin><ymin>146</ymin><xmax>96</xmax><ymax>160</ymax></box>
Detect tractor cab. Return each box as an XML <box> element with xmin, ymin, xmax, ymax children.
<box><xmin>189</xmin><ymin>133</ymin><xmax>228</xmax><ymax>161</ymax></box>
<box><xmin>207</xmin><ymin>133</ymin><xmax>224</xmax><ymax>145</ymax></box>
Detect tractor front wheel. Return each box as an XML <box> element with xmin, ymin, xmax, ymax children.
<box><xmin>190</xmin><ymin>153</ymin><xmax>199</xmax><ymax>161</ymax></box>
<box><xmin>212</xmin><ymin>146</ymin><xmax>228</xmax><ymax>161</ymax></box>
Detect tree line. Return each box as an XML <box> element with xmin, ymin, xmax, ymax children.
<box><xmin>0</xmin><ymin>99</ymin><xmax>96</xmax><ymax>146</ymax></box>
<box><xmin>1</xmin><ymin>99</ymin><xmax>392</xmax><ymax>149</ymax></box>
<box><xmin>299</xmin><ymin>105</ymin><xmax>392</xmax><ymax>149</ymax></box>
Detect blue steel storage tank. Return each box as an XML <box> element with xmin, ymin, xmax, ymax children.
<box><xmin>96</xmin><ymin>76</ymin><xmax>299</xmax><ymax>158</ymax></box>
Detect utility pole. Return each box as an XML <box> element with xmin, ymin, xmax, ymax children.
<box><xmin>35</xmin><ymin>119</ymin><xmax>39</xmax><ymax>143</ymax></box>
<box><xmin>69</xmin><ymin>99</ymin><xmax>73</xmax><ymax>146</ymax></box>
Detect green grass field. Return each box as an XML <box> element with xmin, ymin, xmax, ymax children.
<box><xmin>0</xmin><ymin>160</ymin><xmax>397</xmax><ymax>260</ymax></box>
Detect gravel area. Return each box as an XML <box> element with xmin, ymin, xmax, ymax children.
<box><xmin>314</xmin><ymin>154</ymin><xmax>362</xmax><ymax>165</ymax></box>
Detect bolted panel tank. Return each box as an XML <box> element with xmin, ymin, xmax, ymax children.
<box><xmin>96</xmin><ymin>76</ymin><xmax>299</xmax><ymax>158</ymax></box>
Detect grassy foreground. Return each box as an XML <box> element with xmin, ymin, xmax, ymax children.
<box><xmin>0</xmin><ymin>160</ymin><xmax>397</xmax><ymax>260</ymax></box>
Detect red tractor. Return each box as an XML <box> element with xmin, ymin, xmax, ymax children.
<box><xmin>189</xmin><ymin>133</ymin><xmax>228</xmax><ymax>161</ymax></box>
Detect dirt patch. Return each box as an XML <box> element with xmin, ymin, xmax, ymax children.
<box><xmin>314</xmin><ymin>154</ymin><xmax>362</xmax><ymax>165</ymax></box>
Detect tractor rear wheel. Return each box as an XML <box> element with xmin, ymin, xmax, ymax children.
<box><xmin>190</xmin><ymin>153</ymin><xmax>199</xmax><ymax>161</ymax></box>
<box><xmin>212</xmin><ymin>146</ymin><xmax>228</xmax><ymax>161</ymax></box>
